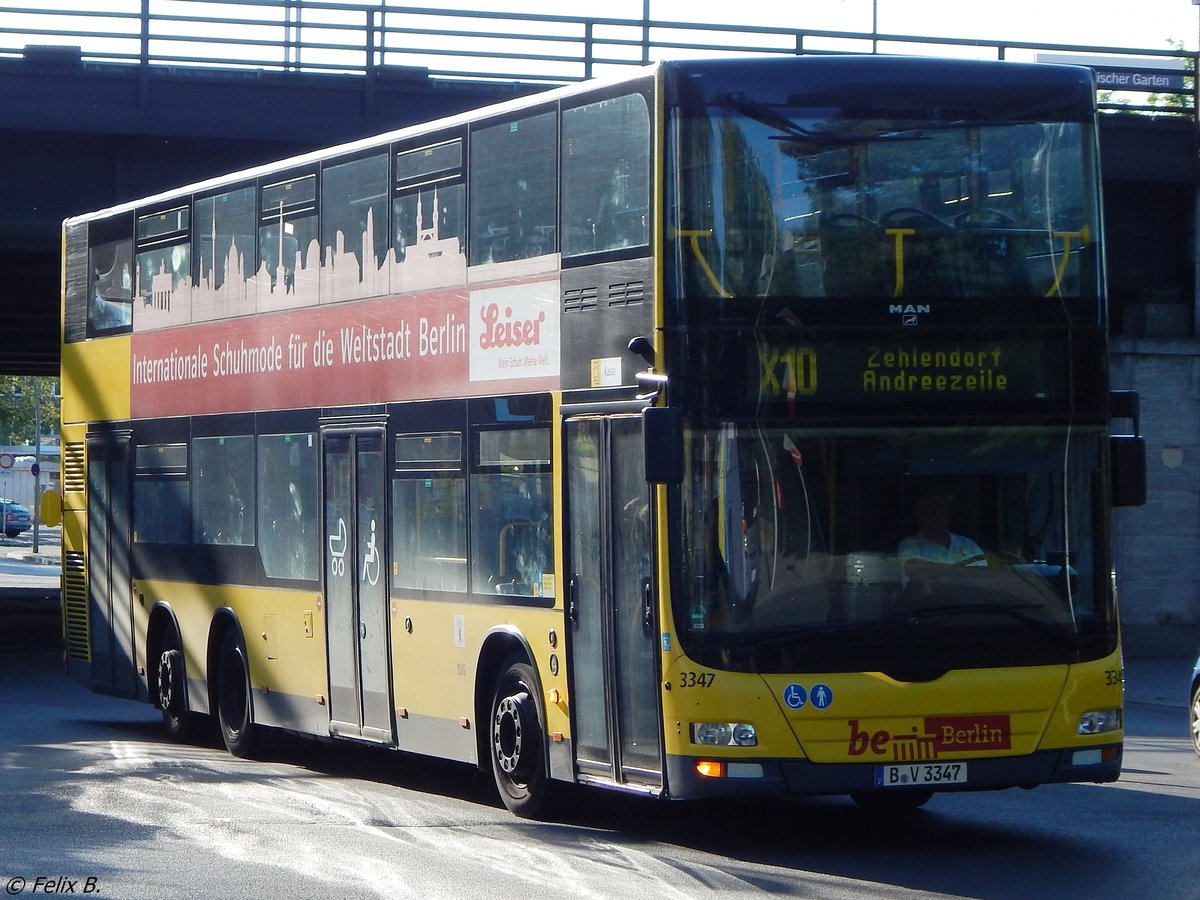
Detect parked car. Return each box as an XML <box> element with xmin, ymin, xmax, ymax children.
<box><xmin>1191</xmin><ymin>651</ymin><xmax>1200</xmax><ymax>758</ymax></box>
<box><xmin>0</xmin><ymin>498</ymin><xmax>31</xmax><ymax>538</ymax></box>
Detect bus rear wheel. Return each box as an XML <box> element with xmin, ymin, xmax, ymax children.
<box><xmin>216</xmin><ymin>630</ymin><xmax>259</xmax><ymax>758</ymax></box>
<box><xmin>489</xmin><ymin>656</ymin><xmax>552</xmax><ymax>818</ymax></box>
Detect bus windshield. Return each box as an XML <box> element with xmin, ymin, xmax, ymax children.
<box><xmin>669</xmin><ymin>96</ymin><xmax>1102</xmax><ymax>307</ymax></box>
<box><xmin>674</xmin><ymin>424</ymin><xmax>1115</xmax><ymax>677</ymax></box>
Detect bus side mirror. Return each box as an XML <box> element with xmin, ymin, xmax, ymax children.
<box><xmin>1110</xmin><ymin>390</ymin><xmax>1145</xmax><ymax>507</ymax></box>
<box><xmin>1110</xmin><ymin>436</ymin><xmax>1146</xmax><ymax>507</ymax></box>
<box><xmin>643</xmin><ymin>406</ymin><xmax>682</xmax><ymax>484</ymax></box>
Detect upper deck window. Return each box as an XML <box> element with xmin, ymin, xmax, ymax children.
<box><xmin>468</xmin><ymin>111</ymin><xmax>557</xmax><ymax>266</ymax></box>
<box><xmin>86</xmin><ymin>215</ymin><xmax>134</xmax><ymax>337</ymax></box>
<box><xmin>258</xmin><ymin>172</ymin><xmax>318</xmax><ymax>301</ymax></box>
<box><xmin>393</xmin><ymin>138</ymin><xmax>466</xmax><ymax>276</ymax></box>
<box><xmin>561</xmin><ymin>93</ymin><xmax>651</xmax><ymax>258</ymax></box>
<box><xmin>193</xmin><ymin>186</ymin><xmax>256</xmax><ymax>304</ymax></box>
<box><xmin>135</xmin><ymin>206</ymin><xmax>191</xmax><ymax>326</ymax></box>
<box><xmin>668</xmin><ymin>93</ymin><xmax>1102</xmax><ymax>313</ymax></box>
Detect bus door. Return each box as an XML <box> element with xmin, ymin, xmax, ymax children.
<box><xmin>565</xmin><ymin>414</ymin><xmax>663</xmax><ymax>789</ymax></box>
<box><xmin>86</xmin><ymin>430</ymin><xmax>138</xmax><ymax>698</ymax></box>
<box><xmin>322</xmin><ymin>427</ymin><xmax>393</xmax><ymax>743</ymax></box>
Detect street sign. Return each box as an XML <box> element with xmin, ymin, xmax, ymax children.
<box><xmin>1037</xmin><ymin>53</ymin><xmax>1189</xmax><ymax>93</ymax></box>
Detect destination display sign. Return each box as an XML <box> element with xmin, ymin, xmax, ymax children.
<box><xmin>748</xmin><ymin>339</ymin><xmax>1064</xmax><ymax>404</ymax></box>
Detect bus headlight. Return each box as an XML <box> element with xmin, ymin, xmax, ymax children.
<box><xmin>1078</xmin><ymin>708</ymin><xmax>1121</xmax><ymax>735</ymax></box>
<box><xmin>691</xmin><ymin>722</ymin><xmax>757</xmax><ymax>746</ymax></box>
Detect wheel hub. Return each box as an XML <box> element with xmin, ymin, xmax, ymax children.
<box><xmin>494</xmin><ymin>695</ymin><xmax>524</xmax><ymax>775</ymax></box>
<box><xmin>158</xmin><ymin>652</ymin><xmax>176</xmax><ymax>709</ymax></box>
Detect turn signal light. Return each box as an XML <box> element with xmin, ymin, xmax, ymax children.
<box><xmin>695</xmin><ymin>760</ymin><xmax>726</xmax><ymax>778</ymax></box>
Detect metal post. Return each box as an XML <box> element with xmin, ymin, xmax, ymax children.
<box><xmin>1194</xmin><ymin>1</ymin><xmax>1200</xmax><ymax>121</ymax></box>
<box><xmin>642</xmin><ymin>0</ymin><xmax>651</xmax><ymax>65</ymax></box>
<box><xmin>31</xmin><ymin>376</ymin><xmax>40</xmax><ymax>555</ymax></box>
<box><xmin>139</xmin><ymin>0</ymin><xmax>150</xmax><ymax>66</ymax></box>
<box><xmin>584</xmin><ymin>21</ymin><xmax>594</xmax><ymax>80</ymax></box>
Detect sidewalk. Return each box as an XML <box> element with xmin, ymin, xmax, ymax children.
<box><xmin>0</xmin><ymin>524</ymin><xmax>61</xmax><ymax>566</ymax></box>
<box><xmin>0</xmin><ymin>525</ymin><xmax>61</xmax><ymax>605</ymax></box>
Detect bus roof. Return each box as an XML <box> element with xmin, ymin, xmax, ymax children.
<box><xmin>63</xmin><ymin>61</ymin><xmax>663</xmax><ymax>226</ymax></box>
<box><xmin>64</xmin><ymin>55</ymin><xmax>1095</xmax><ymax>226</ymax></box>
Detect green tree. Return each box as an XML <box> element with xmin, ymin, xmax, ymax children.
<box><xmin>0</xmin><ymin>376</ymin><xmax>59</xmax><ymax>447</ymax></box>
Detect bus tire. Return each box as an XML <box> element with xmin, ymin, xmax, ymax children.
<box><xmin>157</xmin><ymin>642</ymin><xmax>202</xmax><ymax>741</ymax></box>
<box><xmin>216</xmin><ymin>629</ymin><xmax>258</xmax><ymax>759</ymax></box>
<box><xmin>489</xmin><ymin>655</ymin><xmax>552</xmax><ymax>818</ymax></box>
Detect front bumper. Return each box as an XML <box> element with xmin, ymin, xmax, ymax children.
<box><xmin>663</xmin><ymin>744</ymin><xmax>1122</xmax><ymax>800</ymax></box>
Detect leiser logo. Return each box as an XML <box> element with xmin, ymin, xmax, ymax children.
<box><xmin>469</xmin><ymin>281</ymin><xmax>561</xmax><ymax>383</ymax></box>
<box><xmin>847</xmin><ymin>715</ymin><xmax>1012</xmax><ymax>761</ymax></box>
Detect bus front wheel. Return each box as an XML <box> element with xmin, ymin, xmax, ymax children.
<box><xmin>157</xmin><ymin>641</ymin><xmax>202</xmax><ymax>740</ymax></box>
<box><xmin>216</xmin><ymin>630</ymin><xmax>259</xmax><ymax>759</ymax></box>
<box><xmin>489</xmin><ymin>656</ymin><xmax>552</xmax><ymax>818</ymax></box>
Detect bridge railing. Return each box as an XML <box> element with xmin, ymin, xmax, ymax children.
<box><xmin>0</xmin><ymin>0</ymin><xmax>1193</xmax><ymax>118</ymax></box>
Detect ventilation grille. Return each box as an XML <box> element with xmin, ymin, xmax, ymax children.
<box><xmin>564</xmin><ymin>281</ymin><xmax>646</xmax><ymax>311</ymax></box>
<box><xmin>564</xmin><ymin>285</ymin><xmax>598</xmax><ymax>312</ymax></box>
<box><xmin>607</xmin><ymin>280</ymin><xmax>645</xmax><ymax>307</ymax></box>
<box><xmin>62</xmin><ymin>551</ymin><xmax>89</xmax><ymax>661</ymax></box>
<box><xmin>63</xmin><ymin>442</ymin><xmax>86</xmax><ymax>496</ymax></box>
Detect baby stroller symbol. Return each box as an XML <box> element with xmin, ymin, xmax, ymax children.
<box><xmin>328</xmin><ymin>517</ymin><xmax>348</xmax><ymax>577</ymax></box>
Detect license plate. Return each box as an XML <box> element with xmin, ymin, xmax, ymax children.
<box><xmin>875</xmin><ymin>762</ymin><xmax>968</xmax><ymax>787</ymax></box>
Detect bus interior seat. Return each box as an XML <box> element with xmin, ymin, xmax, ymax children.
<box><xmin>954</xmin><ymin>209</ymin><xmax>1035</xmax><ymax>297</ymax></box>
<box><xmin>881</xmin><ymin>207</ymin><xmax>960</xmax><ymax>297</ymax></box>
<box><xmin>819</xmin><ymin>214</ymin><xmax>888</xmax><ymax>297</ymax></box>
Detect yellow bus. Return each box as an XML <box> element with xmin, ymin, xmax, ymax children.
<box><xmin>59</xmin><ymin>55</ymin><xmax>1145</xmax><ymax>817</ymax></box>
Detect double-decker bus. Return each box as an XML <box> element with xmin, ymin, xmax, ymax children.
<box><xmin>57</xmin><ymin>55</ymin><xmax>1145</xmax><ymax>817</ymax></box>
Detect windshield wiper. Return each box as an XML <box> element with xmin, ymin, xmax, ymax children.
<box><xmin>724</xmin><ymin>92</ymin><xmax>926</xmax><ymax>144</ymax></box>
<box><xmin>726</xmin><ymin>619</ymin><xmax>880</xmax><ymax>659</ymax></box>
<box><xmin>892</xmin><ymin>602</ymin><xmax>1083</xmax><ymax>649</ymax></box>
<box><xmin>725</xmin><ymin>92</ymin><xmax>814</xmax><ymax>138</ymax></box>
<box><xmin>725</xmin><ymin>602</ymin><xmax>1083</xmax><ymax>661</ymax></box>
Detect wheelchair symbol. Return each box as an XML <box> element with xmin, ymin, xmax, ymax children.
<box><xmin>783</xmin><ymin>683</ymin><xmax>807</xmax><ymax>710</ymax></box>
<box><xmin>361</xmin><ymin>518</ymin><xmax>380</xmax><ymax>586</ymax></box>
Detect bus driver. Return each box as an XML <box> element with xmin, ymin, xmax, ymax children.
<box><xmin>898</xmin><ymin>484</ymin><xmax>986</xmax><ymax>566</ymax></box>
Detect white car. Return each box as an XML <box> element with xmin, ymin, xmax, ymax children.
<box><xmin>1191</xmin><ymin>652</ymin><xmax>1200</xmax><ymax>758</ymax></box>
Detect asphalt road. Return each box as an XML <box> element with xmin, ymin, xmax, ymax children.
<box><xmin>0</xmin><ymin>646</ymin><xmax>1194</xmax><ymax>900</ymax></box>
